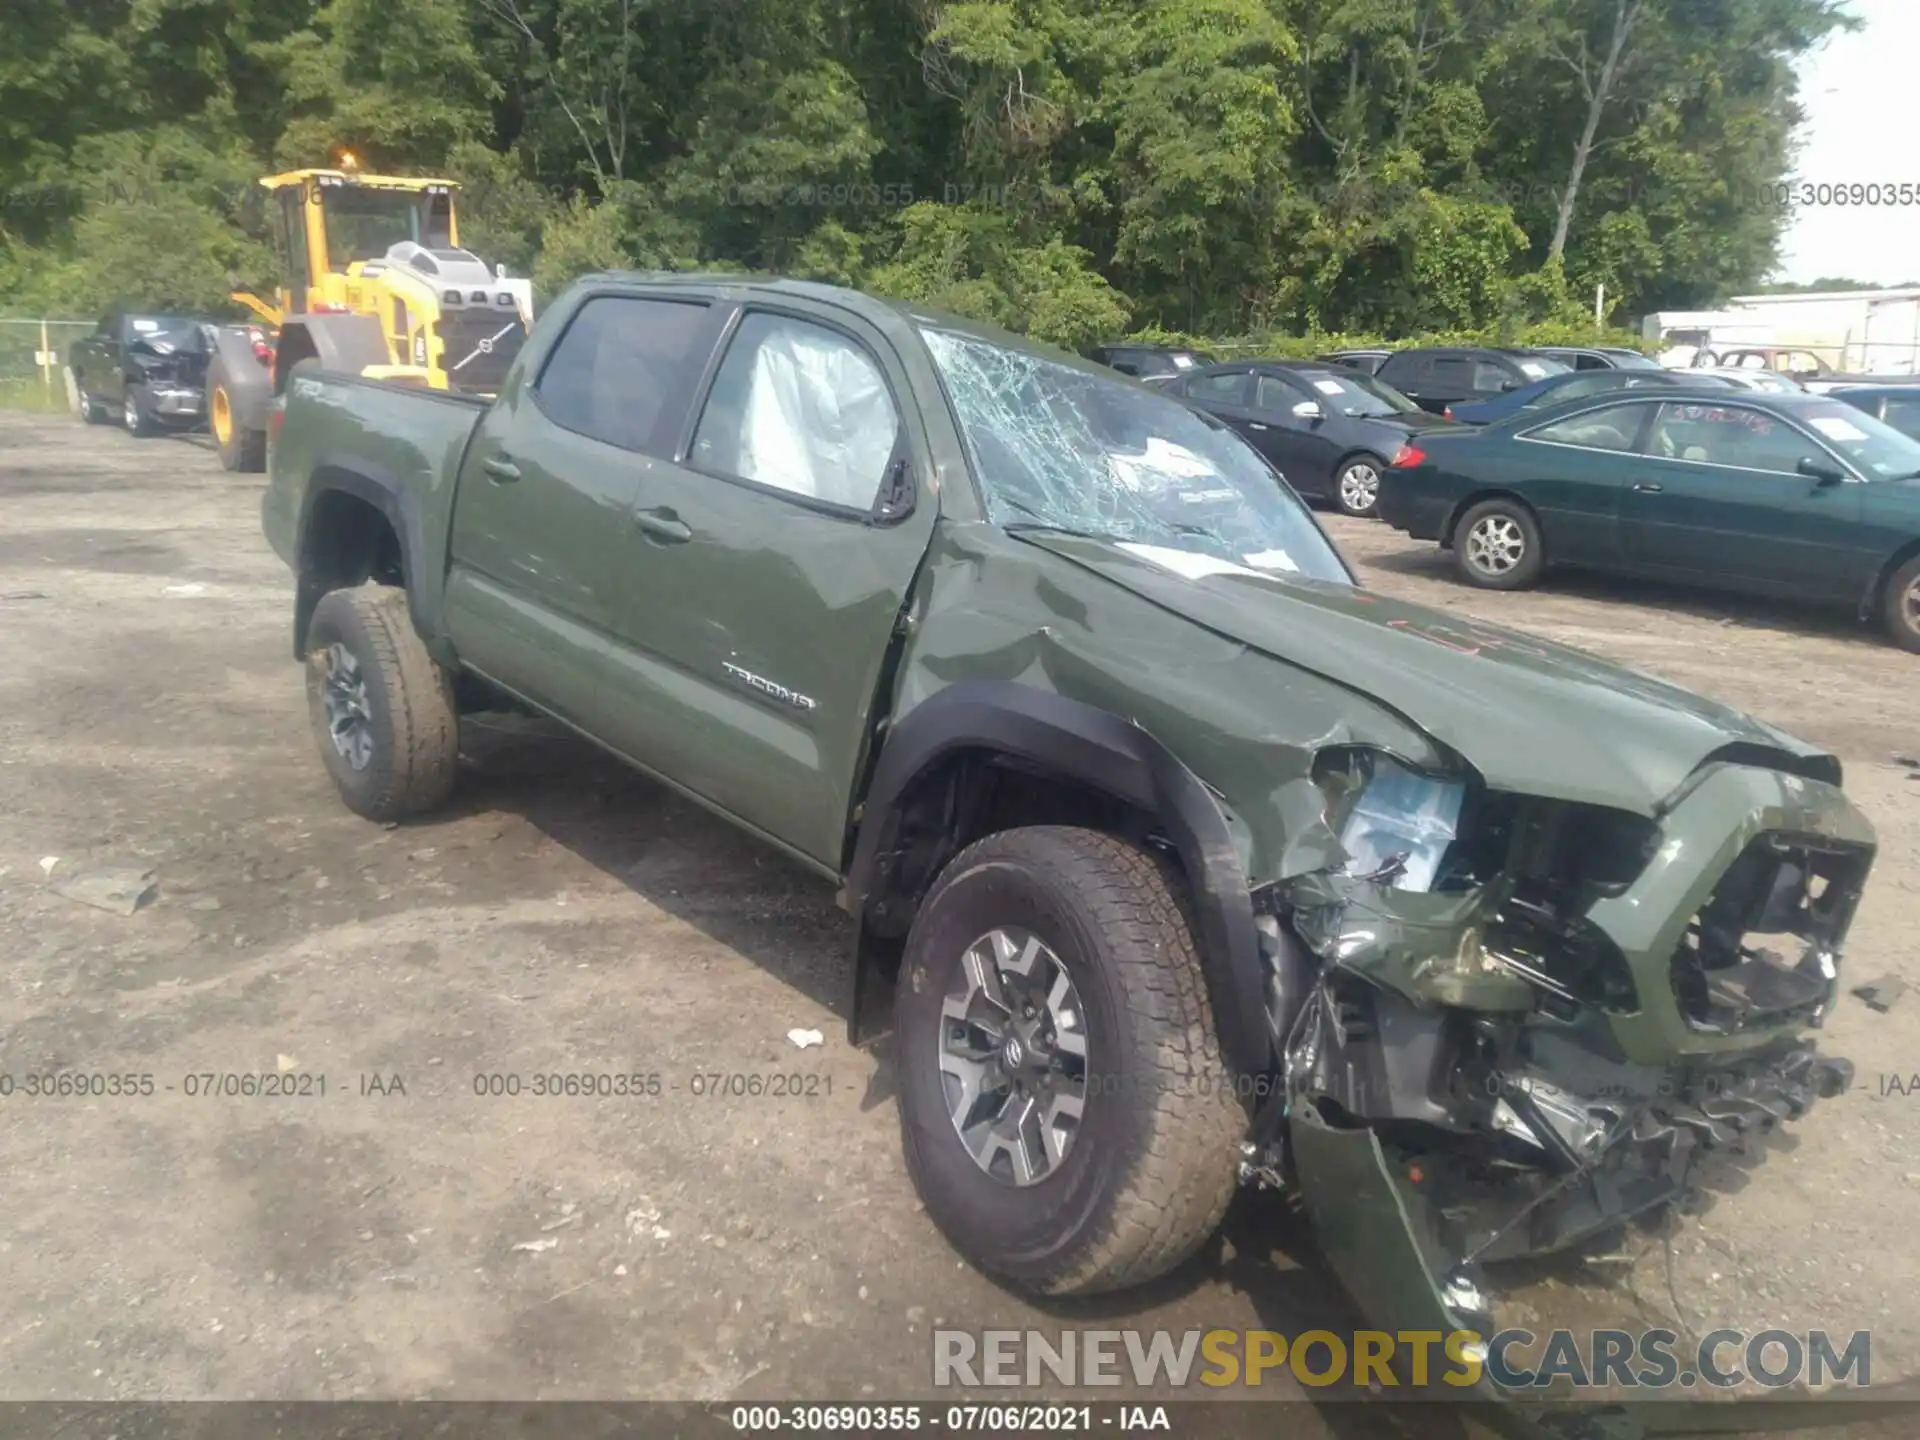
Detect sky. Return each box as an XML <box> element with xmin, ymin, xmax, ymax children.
<box><xmin>1774</xmin><ymin>0</ymin><xmax>1920</xmax><ymax>286</ymax></box>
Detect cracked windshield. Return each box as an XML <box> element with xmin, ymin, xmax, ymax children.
<box><xmin>922</xmin><ymin>327</ymin><xmax>1350</xmax><ymax>584</ymax></box>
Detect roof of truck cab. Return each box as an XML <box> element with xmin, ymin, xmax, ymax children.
<box><xmin>572</xmin><ymin>271</ymin><xmax>1142</xmax><ymax>384</ymax></box>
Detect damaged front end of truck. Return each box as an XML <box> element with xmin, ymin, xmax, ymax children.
<box><xmin>1247</xmin><ymin>740</ymin><xmax>1871</xmax><ymax>1353</ymax></box>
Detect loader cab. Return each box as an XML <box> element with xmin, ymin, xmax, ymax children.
<box><xmin>261</xmin><ymin>168</ymin><xmax>461</xmax><ymax>313</ymax></box>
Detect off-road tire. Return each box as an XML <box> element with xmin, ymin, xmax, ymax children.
<box><xmin>303</xmin><ymin>584</ymin><xmax>459</xmax><ymax>822</ymax></box>
<box><xmin>894</xmin><ymin>826</ymin><xmax>1243</xmax><ymax>1297</ymax></box>
<box><xmin>1881</xmin><ymin>553</ymin><xmax>1920</xmax><ymax>653</ymax></box>
<box><xmin>208</xmin><ymin>354</ymin><xmax>267</xmax><ymax>472</ymax></box>
<box><xmin>1453</xmin><ymin>496</ymin><xmax>1545</xmax><ymax>590</ymax></box>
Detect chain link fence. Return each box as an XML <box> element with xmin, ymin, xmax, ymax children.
<box><xmin>0</xmin><ymin>318</ymin><xmax>93</xmax><ymax>412</ymax></box>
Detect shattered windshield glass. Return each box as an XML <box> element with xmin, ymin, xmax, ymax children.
<box><xmin>922</xmin><ymin>327</ymin><xmax>1351</xmax><ymax>584</ymax></box>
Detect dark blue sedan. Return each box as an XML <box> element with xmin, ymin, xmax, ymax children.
<box><xmin>1444</xmin><ymin>367</ymin><xmax>1730</xmax><ymax>425</ymax></box>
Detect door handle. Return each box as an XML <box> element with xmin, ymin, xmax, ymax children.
<box><xmin>634</xmin><ymin>507</ymin><xmax>692</xmax><ymax>544</ymax></box>
<box><xmin>482</xmin><ymin>455</ymin><xmax>521</xmax><ymax>484</ymax></box>
<box><xmin>1632</xmin><ymin>481</ymin><xmax>1663</xmax><ymax>493</ymax></box>
<box><xmin>1248</xmin><ymin>422</ymin><xmax>1269</xmax><ymax>430</ymax></box>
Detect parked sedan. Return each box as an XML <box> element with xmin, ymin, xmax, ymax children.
<box><xmin>1833</xmin><ymin>385</ymin><xmax>1920</xmax><ymax>441</ymax></box>
<box><xmin>1376</xmin><ymin>386</ymin><xmax>1920</xmax><ymax>648</ymax></box>
<box><xmin>1166</xmin><ymin>359</ymin><xmax>1455</xmax><ymax>516</ymax></box>
<box><xmin>1314</xmin><ymin>348</ymin><xmax>1392</xmax><ymax>375</ymax></box>
<box><xmin>1444</xmin><ymin>366</ymin><xmax>1731</xmax><ymax>425</ymax></box>
<box><xmin>1373</xmin><ymin>346</ymin><xmax>1570</xmax><ymax>414</ymax></box>
<box><xmin>1086</xmin><ymin>343</ymin><xmax>1215</xmax><ymax>387</ymax></box>
<box><xmin>1533</xmin><ymin>345</ymin><xmax>1663</xmax><ymax>371</ymax></box>
<box><xmin>67</xmin><ymin>309</ymin><xmax>216</xmax><ymax>435</ymax></box>
<box><xmin>1676</xmin><ymin>366</ymin><xmax>1804</xmax><ymax>394</ymax></box>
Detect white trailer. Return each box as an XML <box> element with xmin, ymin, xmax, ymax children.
<box><xmin>1644</xmin><ymin>289</ymin><xmax>1920</xmax><ymax>374</ymax></box>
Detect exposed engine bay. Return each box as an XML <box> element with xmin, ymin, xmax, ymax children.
<box><xmin>1242</xmin><ymin>744</ymin><xmax>1869</xmax><ymax>1347</ymax></box>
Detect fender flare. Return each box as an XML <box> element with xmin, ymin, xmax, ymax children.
<box><xmin>292</xmin><ymin>458</ymin><xmax>443</xmax><ymax>663</ymax></box>
<box><xmin>845</xmin><ymin>680</ymin><xmax>1272</xmax><ymax>1076</ymax></box>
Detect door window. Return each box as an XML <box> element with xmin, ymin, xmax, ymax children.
<box><xmin>1470</xmin><ymin>360</ymin><xmax>1511</xmax><ymax>391</ymax></box>
<box><xmin>535</xmin><ymin>296</ymin><xmax>713</xmax><ymax>455</ymax></box>
<box><xmin>1253</xmin><ymin>373</ymin><xmax>1306</xmax><ymax>411</ymax></box>
<box><xmin>689</xmin><ymin>311</ymin><xmax>901</xmax><ymax>510</ymax></box>
<box><xmin>1427</xmin><ymin>357</ymin><xmax>1474</xmax><ymax>390</ymax></box>
<box><xmin>1881</xmin><ymin>396</ymin><xmax>1920</xmax><ymax>441</ymax></box>
<box><xmin>1647</xmin><ymin>403</ymin><xmax>1825</xmax><ymax>474</ymax></box>
<box><xmin>1187</xmin><ymin>369</ymin><xmax>1251</xmax><ymax>405</ymax></box>
<box><xmin>1522</xmin><ymin>401</ymin><xmax>1654</xmax><ymax>452</ymax></box>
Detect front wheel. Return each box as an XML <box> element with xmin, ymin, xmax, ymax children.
<box><xmin>208</xmin><ymin>354</ymin><xmax>267</xmax><ymax>472</ymax></box>
<box><xmin>894</xmin><ymin>826</ymin><xmax>1244</xmax><ymax>1297</ymax></box>
<box><xmin>303</xmin><ymin>585</ymin><xmax>460</xmax><ymax>821</ymax></box>
<box><xmin>1334</xmin><ymin>455</ymin><xmax>1385</xmax><ymax>518</ymax></box>
<box><xmin>122</xmin><ymin>387</ymin><xmax>157</xmax><ymax>437</ymax></box>
<box><xmin>1881</xmin><ymin>554</ymin><xmax>1920</xmax><ymax>653</ymax></box>
<box><xmin>1454</xmin><ymin>497</ymin><xmax>1544</xmax><ymax>590</ymax></box>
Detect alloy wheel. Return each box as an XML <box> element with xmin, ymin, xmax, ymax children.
<box><xmin>1903</xmin><ymin>576</ymin><xmax>1920</xmax><ymax>640</ymax></box>
<box><xmin>1338</xmin><ymin>462</ymin><xmax>1380</xmax><ymax>515</ymax></box>
<box><xmin>1465</xmin><ymin>515</ymin><xmax>1527</xmax><ymax>577</ymax></box>
<box><xmin>937</xmin><ymin>926</ymin><xmax>1089</xmax><ymax>1186</ymax></box>
<box><xmin>123</xmin><ymin>395</ymin><xmax>139</xmax><ymax>432</ymax></box>
<box><xmin>321</xmin><ymin>642</ymin><xmax>376</xmax><ymax>771</ymax></box>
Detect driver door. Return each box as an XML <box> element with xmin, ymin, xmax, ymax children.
<box><xmin>1249</xmin><ymin>371</ymin><xmax>1341</xmax><ymax>499</ymax></box>
<box><xmin>1619</xmin><ymin>401</ymin><xmax>1866</xmax><ymax>598</ymax></box>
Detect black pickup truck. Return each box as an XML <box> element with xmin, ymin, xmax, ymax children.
<box><xmin>262</xmin><ymin>272</ymin><xmax>1872</xmax><ymax>1396</ymax></box>
<box><xmin>66</xmin><ymin>308</ymin><xmax>221</xmax><ymax>435</ymax></box>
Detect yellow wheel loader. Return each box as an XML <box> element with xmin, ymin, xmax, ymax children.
<box><xmin>207</xmin><ymin>154</ymin><xmax>534</xmax><ymax>471</ymax></box>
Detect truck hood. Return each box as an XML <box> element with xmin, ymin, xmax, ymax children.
<box><xmin>1022</xmin><ymin>534</ymin><xmax>1835</xmax><ymax>814</ymax></box>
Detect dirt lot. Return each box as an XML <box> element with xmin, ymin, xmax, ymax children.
<box><xmin>2</xmin><ymin>409</ymin><xmax>1917</xmax><ymax>1431</ymax></box>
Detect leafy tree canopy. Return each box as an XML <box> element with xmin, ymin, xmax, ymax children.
<box><xmin>0</xmin><ymin>0</ymin><xmax>1851</xmax><ymax>348</ymax></box>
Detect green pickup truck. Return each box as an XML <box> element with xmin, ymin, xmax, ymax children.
<box><xmin>263</xmin><ymin>272</ymin><xmax>1871</xmax><ymax>1360</ymax></box>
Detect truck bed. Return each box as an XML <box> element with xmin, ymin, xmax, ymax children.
<box><xmin>263</xmin><ymin>369</ymin><xmax>488</xmax><ymax>644</ymax></box>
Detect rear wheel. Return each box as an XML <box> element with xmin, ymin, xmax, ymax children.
<box><xmin>1881</xmin><ymin>554</ymin><xmax>1920</xmax><ymax>653</ymax></box>
<box><xmin>894</xmin><ymin>826</ymin><xmax>1243</xmax><ymax>1297</ymax></box>
<box><xmin>1334</xmin><ymin>454</ymin><xmax>1385</xmax><ymax>517</ymax></box>
<box><xmin>1454</xmin><ymin>497</ymin><xmax>1544</xmax><ymax>590</ymax></box>
<box><xmin>303</xmin><ymin>585</ymin><xmax>459</xmax><ymax>821</ymax></box>
<box><xmin>71</xmin><ymin>371</ymin><xmax>110</xmax><ymax>424</ymax></box>
<box><xmin>208</xmin><ymin>355</ymin><xmax>267</xmax><ymax>472</ymax></box>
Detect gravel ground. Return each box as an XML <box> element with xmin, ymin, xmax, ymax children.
<box><xmin>1</xmin><ymin>409</ymin><xmax>1915</xmax><ymax>1437</ymax></box>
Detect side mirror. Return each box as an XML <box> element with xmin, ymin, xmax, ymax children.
<box><xmin>1291</xmin><ymin>400</ymin><xmax>1324</xmax><ymax>421</ymax></box>
<box><xmin>1797</xmin><ymin>456</ymin><xmax>1847</xmax><ymax>486</ymax></box>
<box><xmin>1499</xmin><ymin>380</ymin><xmax>1519</xmax><ymax>392</ymax></box>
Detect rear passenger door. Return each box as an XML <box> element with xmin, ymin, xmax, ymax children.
<box><xmin>443</xmin><ymin>291</ymin><xmax>724</xmax><ymax>728</ymax></box>
<box><xmin>598</xmin><ymin>302</ymin><xmax>940</xmax><ymax>868</ymax></box>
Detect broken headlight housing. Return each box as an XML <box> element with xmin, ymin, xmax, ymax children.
<box><xmin>1315</xmin><ymin>747</ymin><xmax>1469</xmax><ymax>893</ymax></box>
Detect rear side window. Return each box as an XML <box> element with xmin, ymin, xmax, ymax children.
<box><xmin>1524</xmin><ymin>401</ymin><xmax>1654</xmax><ymax>452</ymax></box>
<box><xmin>1188</xmin><ymin>370</ymin><xmax>1251</xmax><ymax>404</ymax></box>
<box><xmin>536</xmin><ymin>296</ymin><xmax>712</xmax><ymax>454</ymax></box>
